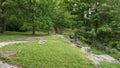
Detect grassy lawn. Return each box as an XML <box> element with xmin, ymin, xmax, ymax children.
<box><xmin>101</xmin><ymin>61</ymin><xmax>120</xmax><ymax>68</ymax></box>
<box><xmin>0</xmin><ymin>31</ymin><xmax>47</xmax><ymax>42</ymax></box>
<box><xmin>0</xmin><ymin>35</ymin><xmax>95</xmax><ymax>68</ymax></box>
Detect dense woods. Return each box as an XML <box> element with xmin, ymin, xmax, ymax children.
<box><xmin>0</xmin><ymin>0</ymin><xmax>120</xmax><ymax>57</ymax></box>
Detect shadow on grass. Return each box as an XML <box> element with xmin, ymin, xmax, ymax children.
<box><xmin>0</xmin><ymin>31</ymin><xmax>49</xmax><ymax>37</ymax></box>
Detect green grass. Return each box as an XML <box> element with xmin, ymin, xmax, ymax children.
<box><xmin>101</xmin><ymin>61</ymin><xmax>120</xmax><ymax>68</ymax></box>
<box><xmin>0</xmin><ymin>31</ymin><xmax>47</xmax><ymax>42</ymax></box>
<box><xmin>0</xmin><ymin>35</ymin><xmax>95</xmax><ymax>68</ymax></box>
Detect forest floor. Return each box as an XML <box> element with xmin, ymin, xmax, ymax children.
<box><xmin>0</xmin><ymin>32</ymin><xmax>120</xmax><ymax>68</ymax></box>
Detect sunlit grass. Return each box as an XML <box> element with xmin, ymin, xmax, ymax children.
<box><xmin>101</xmin><ymin>61</ymin><xmax>120</xmax><ymax>68</ymax></box>
<box><xmin>0</xmin><ymin>35</ymin><xmax>95</xmax><ymax>68</ymax></box>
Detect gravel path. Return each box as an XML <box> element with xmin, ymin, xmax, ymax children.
<box><xmin>0</xmin><ymin>41</ymin><xmax>26</xmax><ymax>68</ymax></box>
<box><xmin>0</xmin><ymin>61</ymin><xmax>21</xmax><ymax>68</ymax></box>
<box><xmin>0</xmin><ymin>41</ymin><xmax>26</xmax><ymax>48</ymax></box>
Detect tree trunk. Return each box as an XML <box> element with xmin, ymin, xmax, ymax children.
<box><xmin>3</xmin><ymin>21</ymin><xmax>6</xmax><ymax>32</ymax></box>
<box><xmin>0</xmin><ymin>19</ymin><xmax>6</xmax><ymax>33</ymax></box>
<box><xmin>54</xmin><ymin>26</ymin><xmax>62</xmax><ymax>34</ymax></box>
<box><xmin>32</xmin><ymin>24</ymin><xmax>35</xmax><ymax>35</ymax></box>
<box><xmin>0</xmin><ymin>24</ymin><xmax>1</xmax><ymax>33</ymax></box>
<box><xmin>74</xmin><ymin>32</ymin><xmax>79</xmax><ymax>44</ymax></box>
<box><xmin>0</xmin><ymin>0</ymin><xmax>6</xmax><ymax>33</ymax></box>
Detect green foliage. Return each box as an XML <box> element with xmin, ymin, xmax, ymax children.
<box><xmin>20</xmin><ymin>23</ymin><xmax>32</xmax><ymax>31</ymax></box>
<box><xmin>63</xmin><ymin>29</ymin><xmax>74</xmax><ymax>37</ymax></box>
<box><xmin>65</xmin><ymin>0</ymin><xmax>120</xmax><ymax>53</ymax></box>
<box><xmin>0</xmin><ymin>0</ymin><xmax>69</xmax><ymax>34</ymax></box>
<box><xmin>97</xmin><ymin>25</ymin><xmax>112</xmax><ymax>34</ymax></box>
<box><xmin>39</xmin><ymin>16</ymin><xmax>53</xmax><ymax>32</ymax></box>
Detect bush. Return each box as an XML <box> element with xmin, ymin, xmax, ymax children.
<box><xmin>63</xmin><ymin>29</ymin><xmax>74</xmax><ymax>37</ymax></box>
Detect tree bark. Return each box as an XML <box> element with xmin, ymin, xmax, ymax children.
<box><xmin>54</xmin><ymin>26</ymin><xmax>62</xmax><ymax>34</ymax></box>
<box><xmin>0</xmin><ymin>19</ymin><xmax>6</xmax><ymax>33</ymax></box>
<box><xmin>30</xmin><ymin>0</ymin><xmax>36</xmax><ymax>35</ymax></box>
<box><xmin>0</xmin><ymin>0</ymin><xmax>6</xmax><ymax>33</ymax></box>
<box><xmin>0</xmin><ymin>23</ymin><xmax>1</xmax><ymax>33</ymax></box>
<box><xmin>32</xmin><ymin>23</ymin><xmax>35</xmax><ymax>35</ymax></box>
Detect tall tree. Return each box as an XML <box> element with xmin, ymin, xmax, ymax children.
<box><xmin>0</xmin><ymin>0</ymin><xmax>6</xmax><ymax>33</ymax></box>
